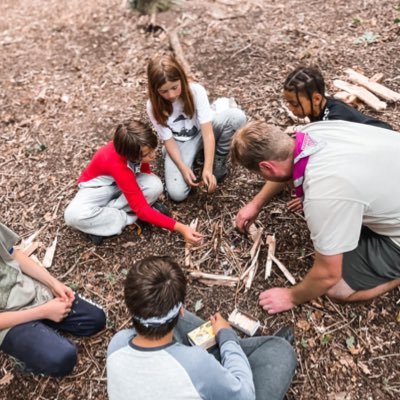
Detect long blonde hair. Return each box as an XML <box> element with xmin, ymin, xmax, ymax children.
<box><xmin>147</xmin><ymin>54</ymin><xmax>195</xmax><ymax>126</ymax></box>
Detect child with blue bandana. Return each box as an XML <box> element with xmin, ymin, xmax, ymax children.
<box><xmin>107</xmin><ymin>256</ymin><xmax>297</xmax><ymax>400</ymax></box>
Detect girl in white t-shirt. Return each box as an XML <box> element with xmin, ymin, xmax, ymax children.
<box><xmin>146</xmin><ymin>54</ymin><xmax>246</xmax><ymax>202</ymax></box>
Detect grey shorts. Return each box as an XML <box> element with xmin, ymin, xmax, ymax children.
<box><xmin>342</xmin><ymin>227</ymin><xmax>400</xmax><ymax>291</ymax></box>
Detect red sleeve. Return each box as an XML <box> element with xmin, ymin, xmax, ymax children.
<box><xmin>110</xmin><ymin>158</ymin><xmax>176</xmax><ymax>231</ymax></box>
<box><xmin>140</xmin><ymin>163</ymin><xmax>152</xmax><ymax>174</ymax></box>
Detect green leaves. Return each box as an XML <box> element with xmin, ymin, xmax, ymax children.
<box><xmin>346</xmin><ymin>335</ymin><xmax>355</xmax><ymax>349</ymax></box>
<box><xmin>354</xmin><ymin>32</ymin><xmax>379</xmax><ymax>45</ymax></box>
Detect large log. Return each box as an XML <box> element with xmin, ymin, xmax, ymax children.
<box><xmin>345</xmin><ymin>69</ymin><xmax>400</xmax><ymax>102</ymax></box>
<box><xmin>333</xmin><ymin>80</ymin><xmax>387</xmax><ymax>111</ymax></box>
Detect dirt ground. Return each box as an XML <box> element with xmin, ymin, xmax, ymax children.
<box><xmin>1</xmin><ymin>0</ymin><xmax>399</xmax><ymax>399</ymax></box>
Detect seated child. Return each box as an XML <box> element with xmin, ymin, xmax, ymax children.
<box><xmin>0</xmin><ymin>222</ymin><xmax>106</xmax><ymax>377</ymax></box>
<box><xmin>235</xmin><ymin>66</ymin><xmax>393</xmax><ymax>230</ymax></box>
<box><xmin>64</xmin><ymin>120</ymin><xmax>202</xmax><ymax>245</ymax></box>
<box><xmin>147</xmin><ymin>54</ymin><xmax>247</xmax><ymax>202</ymax></box>
<box><xmin>283</xmin><ymin>66</ymin><xmax>392</xmax><ymax>130</ymax></box>
<box><xmin>107</xmin><ymin>256</ymin><xmax>297</xmax><ymax>400</ymax></box>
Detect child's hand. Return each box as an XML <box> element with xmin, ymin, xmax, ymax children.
<box><xmin>182</xmin><ymin>166</ymin><xmax>199</xmax><ymax>187</ymax></box>
<box><xmin>202</xmin><ymin>169</ymin><xmax>217</xmax><ymax>193</ymax></box>
<box><xmin>50</xmin><ymin>279</ymin><xmax>75</xmax><ymax>305</ymax></box>
<box><xmin>41</xmin><ymin>298</ymin><xmax>72</xmax><ymax>322</ymax></box>
<box><xmin>210</xmin><ymin>312</ymin><xmax>231</xmax><ymax>335</ymax></box>
<box><xmin>287</xmin><ymin>197</ymin><xmax>303</xmax><ymax>213</ymax></box>
<box><xmin>174</xmin><ymin>222</ymin><xmax>203</xmax><ymax>245</ymax></box>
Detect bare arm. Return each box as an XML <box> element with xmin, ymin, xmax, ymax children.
<box><xmin>291</xmin><ymin>252</ymin><xmax>342</xmax><ymax>304</ymax></box>
<box><xmin>259</xmin><ymin>252</ymin><xmax>342</xmax><ymax>314</ymax></box>
<box><xmin>235</xmin><ymin>180</ymin><xmax>288</xmax><ymax>231</ymax></box>
<box><xmin>13</xmin><ymin>249</ymin><xmax>74</xmax><ymax>303</ymax></box>
<box><xmin>164</xmin><ymin>138</ymin><xmax>199</xmax><ymax>187</ymax></box>
<box><xmin>200</xmin><ymin>122</ymin><xmax>217</xmax><ymax>192</ymax></box>
<box><xmin>0</xmin><ymin>299</ymin><xmax>73</xmax><ymax>330</ymax></box>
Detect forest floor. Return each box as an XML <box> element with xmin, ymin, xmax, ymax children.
<box><xmin>0</xmin><ymin>0</ymin><xmax>399</xmax><ymax>399</ymax></box>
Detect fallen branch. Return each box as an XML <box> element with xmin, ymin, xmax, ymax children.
<box><xmin>271</xmin><ymin>255</ymin><xmax>296</xmax><ymax>285</ymax></box>
<box><xmin>19</xmin><ymin>241</ymin><xmax>41</xmax><ymax>256</ymax></box>
<box><xmin>250</xmin><ymin>227</ymin><xmax>263</xmax><ymax>259</ymax></box>
<box><xmin>333</xmin><ymin>91</ymin><xmax>358</xmax><ymax>106</ymax></box>
<box><xmin>333</xmin><ymin>79</ymin><xmax>387</xmax><ymax>111</ymax></box>
<box><xmin>345</xmin><ymin>68</ymin><xmax>400</xmax><ymax>102</ymax></box>
<box><xmin>265</xmin><ymin>235</ymin><xmax>276</xmax><ymax>279</ymax></box>
<box><xmin>43</xmin><ymin>235</ymin><xmax>58</xmax><ymax>269</ymax></box>
<box><xmin>185</xmin><ymin>218</ymin><xmax>198</xmax><ymax>268</ymax></box>
<box><xmin>189</xmin><ymin>270</ymin><xmax>239</xmax><ymax>283</ymax></box>
<box><xmin>168</xmin><ymin>28</ymin><xmax>191</xmax><ymax>75</ymax></box>
<box><xmin>244</xmin><ymin>246</ymin><xmax>261</xmax><ymax>292</ymax></box>
<box><xmin>198</xmin><ymin>278</ymin><xmax>237</xmax><ymax>287</ymax></box>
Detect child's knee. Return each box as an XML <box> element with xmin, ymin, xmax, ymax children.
<box><xmin>87</xmin><ymin>307</ymin><xmax>107</xmax><ymax>335</ymax></box>
<box><xmin>45</xmin><ymin>341</ymin><xmax>77</xmax><ymax>377</ymax></box>
<box><xmin>64</xmin><ymin>203</ymin><xmax>81</xmax><ymax>228</ymax></box>
<box><xmin>143</xmin><ymin>174</ymin><xmax>164</xmax><ymax>204</ymax></box>
<box><xmin>167</xmin><ymin>184</ymin><xmax>189</xmax><ymax>202</ymax></box>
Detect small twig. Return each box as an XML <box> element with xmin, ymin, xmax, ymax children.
<box><xmin>231</xmin><ymin>42</ymin><xmax>252</xmax><ymax>58</ymax></box>
<box><xmin>265</xmin><ymin>234</ymin><xmax>276</xmax><ymax>279</ymax></box>
<box><xmin>271</xmin><ymin>255</ymin><xmax>296</xmax><ymax>285</ymax></box>
<box><xmin>368</xmin><ymin>353</ymin><xmax>400</xmax><ymax>362</ymax></box>
<box><xmin>189</xmin><ymin>270</ymin><xmax>239</xmax><ymax>282</ymax></box>
<box><xmin>59</xmin><ymin>255</ymin><xmax>81</xmax><ymax>279</ymax></box>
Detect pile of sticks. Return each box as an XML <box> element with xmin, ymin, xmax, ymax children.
<box><xmin>185</xmin><ymin>217</ymin><xmax>296</xmax><ymax>292</ymax></box>
<box><xmin>333</xmin><ymin>68</ymin><xmax>400</xmax><ymax>111</ymax></box>
<box><xmin>15</xmin><ymin>227</ymin><xmax>58</xmax><ymax>269</ymax></box>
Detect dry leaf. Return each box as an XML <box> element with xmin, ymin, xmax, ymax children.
<box><xmin>348</xmin><ymin>345</ymin><xmax>363</xmax><ymax>355</ymax></box>
<box><xmin>0</xmin><ymin>372</ymin><xmax>14</xmax><ymax>386</ymax></box>
<box><xmin>296</xmin><ymin>319</ymin><xmax>311</xmax><ymax>331</ymax></box>
<box><xmin>358</xmin><ymin>361</ymin><xmax>371</xmax><ymax>375</ymax></box>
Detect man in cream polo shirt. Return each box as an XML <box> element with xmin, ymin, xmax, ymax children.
<box><xmin>231</xmin><ymin>120</ymin><xmax>400</xmax><ymax>314</ymax></box>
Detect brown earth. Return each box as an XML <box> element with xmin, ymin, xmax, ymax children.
<box><xmin>0</xmin><ymin>0</ymin><xmax>399</xmax><ymax>399</ymax></box>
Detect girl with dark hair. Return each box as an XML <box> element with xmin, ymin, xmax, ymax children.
<box><xmin>147</xmin><ymin>54</ymin><xmax>246</xmax><ymax>202</ymax></box>
<box><xmin>283</xmin><ymin>66</ymin><xmax>392</xmax><ymax>129</ymax></box>
<box><xmin>64</xmin><ymin>120</ymin><xmax>202</xmax><ymax>245</ymax></box>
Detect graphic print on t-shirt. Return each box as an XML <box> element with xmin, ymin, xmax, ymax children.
<box><xmin>170</xmin><ymin>114</ymin><xmax>200</xmax><ymax>139</ymax></box>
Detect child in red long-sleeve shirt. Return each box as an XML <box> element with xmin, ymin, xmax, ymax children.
<box><xmin>64</xmin><ymin>120</ymin><xmax>202</xmax><ymax>245</ymax></box>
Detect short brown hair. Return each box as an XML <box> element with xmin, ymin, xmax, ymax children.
<box><xmin>124</xmin><ymin>256</ymin><xmax>186</xmax><ymax>339</ymax></box>
<box><xmin>230</xmin><ymin>121</ymin><xmax>292</xmax><ymax>171</ymax></box>
<box><xmin>147</xmin><ymin>54</ymin><xmax>195</xmax><ymax>126</ymax></box>
<box><xmin>113</xmin><ymin>120</ymin><xmax>158</xmax><ymax>161</ymax></box>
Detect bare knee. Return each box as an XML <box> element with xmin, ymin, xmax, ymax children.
<box><xmin>326</xmin><ymin>279</ymin><xmax>355</xmax><ymax>302</ymax></box>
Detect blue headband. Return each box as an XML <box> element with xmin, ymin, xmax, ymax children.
<box><xmin>133</xmin><ymin>302</ymin><xmax>182</xmax><ymax>327</ymax></box>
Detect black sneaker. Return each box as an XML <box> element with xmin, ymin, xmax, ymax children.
<box><xmin>87</xmin><ymin>234</ymin><xmax>104</xmax><ymax>246</ymax></box>
<box><xmin>213</xmin><ymin>154</ymin><xmax>228</xmax><ymax>182</ymax></box>
<box><xmin>153</xmin><ymin>201</ymin><xmax>172</xmax><ymax>217</ymax></box>
<box><xmin>273</xmin><ymin>326</ymin><xmax>295</xmax><ymax>345</ymax></box>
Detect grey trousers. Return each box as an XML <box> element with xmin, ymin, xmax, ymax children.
<box><xmin>165</xmin><ymin>108</ymin><xmax>246</xmax><ymax>202</ymax></box>
<box><xmin>64</xmin><ymin>174</ymin><xmax>163</xmax><ymax>236</ymax></box>
<box><xmin>110</xmin><ymin>311</ymin><xmax>297</xmax><ymax>400</ymax></box>
<box><xmin>175</xmin><ymin>311</ymin><xmax>297</xmax><ymax>400</ymax></box>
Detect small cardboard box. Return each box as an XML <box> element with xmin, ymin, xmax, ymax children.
<box><xmin>228</xmin><ymin>309</ymin><xmax>260</xmax><ymax>336</ymax></box>
<box><xmin>187</xmin><ymin>321</ymin><xmax>216</xmax><ymax>349</ymax></box>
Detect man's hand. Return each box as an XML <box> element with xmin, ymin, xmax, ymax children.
<box><xmin>259</xmin><ymin>288</ymin><xmax>296</xmax><ymax>314</ymax></box>
<box><xmin>202</xmin><ymin>169</ymin><xmax>217</xmax><ymax>193</ymax></box>
<box><xmin>210</xmin><ymin>312</ymin><xmax>231</xmax><ymax>335</ymax></box>
<box><xmin>235</xmin><ymin>201</ymin><xmax>261</xmax><ymax>232</ymax></box>
<box><xmin>182</xmin><ymin>166</ymin><xmax>200</xmax><ymax>187</ymax></box>
<box><xmin>287</xmin><ymin>197</ymin><xmax>303</xmax><ymax>213</ymax></box>
<box><xmin>41</xmin><ymin>298</ymin><xmax>72</xmax><ymax>322</ymax></box>
<box><xmin>50</xmin><ymin>279</ymin><xmax>75</xmax><ymax>305</ymax></box>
